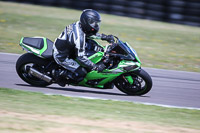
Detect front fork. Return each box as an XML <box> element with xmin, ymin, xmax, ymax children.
<box><xmin>122</xmin><ymin>67</ymin><xmax>142</xmax><ymax>85</ymax></box>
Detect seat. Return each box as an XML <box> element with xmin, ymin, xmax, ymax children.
<box><xmin>23</xmin><ymin>37</ymin><xmax>44</xmax><ymax>49</ymax></box>
<box><xmin>41</xmin><ymin>38</ymin><xmax>54</xmax><ymax>59</ymax></box>
<box><xmin>22</xmin><ymin>37</ymin><xmax>54</xmax><ymax>59</ymax></box>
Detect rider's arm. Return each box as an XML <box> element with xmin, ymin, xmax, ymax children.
<box><xmin>86</xmin><ymin>33</ymin><xmax>105</xmax><ymax>52</ymax></box>
<box><xmin>74</xmin><ymin>23</ymin><xmax>95</xmax><ymax>70</ymax></box>
<box><xmin>88</xmin><ymin>33</ymin><xmax>102</xmax><ymax>40</ymax></box>
<box><xmin>87</xmin><ymin>33</ymin><xmax>114</xmax><ymax>52</ymax></box>
<box><xmin>89</xmin><ymin>33</ymin><xmax>115</xmax><ymax>43</ymax></box>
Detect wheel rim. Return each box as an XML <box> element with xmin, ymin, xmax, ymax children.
<box><xmin>20</xmin><ymin>63</ymin><xmax>47</xmax><ymax>84</ymax></box>
<box><xmin>116</xmin><ymin>74</ymin><xmax>147</xmax><ymax>93</ymax></box>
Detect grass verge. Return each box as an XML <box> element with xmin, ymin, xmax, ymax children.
<box><xmin>0</xmin><ymin>88</ymin><xmax>200</xmax><ymax>132</ymax></box>
<box><xmin>0</xmin><ymin>1</ymin><xmax>200</xmax><ymax>72</ymax></box>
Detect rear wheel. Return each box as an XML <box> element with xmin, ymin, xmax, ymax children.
<box><xmin>16</xmin><ymin>53</ymin><xmax>52</xmax><ymax>87</ymax></box>
<box><xmin>115</xmin><ymin>69</ymin><xmax>152</xmax><ymax>96</ymax></box>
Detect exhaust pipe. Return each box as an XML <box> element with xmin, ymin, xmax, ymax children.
<box><xmin>29</xmin><ymin>68</ymin><xmax>52</xmax><ymax>83</ymax></box>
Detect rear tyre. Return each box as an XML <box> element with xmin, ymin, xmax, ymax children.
<box><xmin>115</xmin><ymin>69</ymin><xmax>152</xmax><ymax>96</ymax></box>
<box><xmin>16</xmin><ymin>53</ymin><xmax>52</xmax><ymax>87</ymax></box>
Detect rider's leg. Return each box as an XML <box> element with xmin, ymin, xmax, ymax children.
<box><xmin>53</xmin><ymin>55</ymin><xmax>87</xmax><ymax>86</ymax></box>
<box><xmin>59</xmin><ymin>66</ymin><xmax>87</xmax><ymax>83</ymax></box>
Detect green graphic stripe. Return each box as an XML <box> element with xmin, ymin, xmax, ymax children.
<box><xmin>39</xmin><ymin>37</ymin><xmax>47</xmax><ymax>55</ymax></box>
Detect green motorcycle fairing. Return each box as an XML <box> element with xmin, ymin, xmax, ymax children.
<box><xmin>77</xmin><ymin>51</ymin><xmax>141</xmax><ymax>89</ymax></box>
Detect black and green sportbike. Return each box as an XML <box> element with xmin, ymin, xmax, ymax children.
<box><xmin>16</xmin><ymin>36</ymin><xmax>152</xmax><ymax>96</ymax></box>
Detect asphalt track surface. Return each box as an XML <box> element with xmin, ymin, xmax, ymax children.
<box><xmin>0</xmin><ymin>52</ymin><xmax>200</xmax><ymax>109</ymax></box>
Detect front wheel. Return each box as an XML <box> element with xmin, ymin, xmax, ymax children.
<box><xmin>115</xmin><ymin>69</ymin><xmax>153</xmax><ymax>96</ymax></box>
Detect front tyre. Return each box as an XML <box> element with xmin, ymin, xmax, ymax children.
<box><xmin>115</xmin><ymin>69</ymin><xmax>152</xmax><ymax>96</ymax></box>
<box><xmin>16</xmin><ymin>53</ymin><xmax>52</xmax><ymax>87</ymax></box>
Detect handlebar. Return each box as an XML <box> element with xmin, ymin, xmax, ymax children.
<box><xmin>104</xmin><ymin>35</ymin><xmax>119</xmax><ymax>53</ymax></box>
<box><xmin>113</xmin><ymin>36</ymin><xmax>119</xmax><ymax>44</ymax></box>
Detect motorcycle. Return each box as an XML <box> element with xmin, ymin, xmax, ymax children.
<box><xmin>16</xmin><ymin>36</ymin><xmax>152</xmax><ymax>96</ymax></box>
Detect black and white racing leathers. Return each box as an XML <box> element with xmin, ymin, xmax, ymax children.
<box><xmin>53</xmin><ymin>21</ymin><xmax>101</xmax><ymax>72</ymax></box>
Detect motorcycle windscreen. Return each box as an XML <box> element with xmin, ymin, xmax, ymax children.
<box><xmin>111</xmin><ymin>40</ymin><xmax>136</xmax><ymax>61</ymax></box>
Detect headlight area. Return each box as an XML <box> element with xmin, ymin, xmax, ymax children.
<box><xmin>118</xmin><ymin>60</ymin><xmax>141</xmax><ymax>72</ymax></box>
<box><xmin>122</xmin><ymin>65</ymin><xmax>139</xmax><ymax>71</ymax></box>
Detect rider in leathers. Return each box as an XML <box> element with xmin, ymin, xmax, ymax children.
<box><xmin>53</xmin><ymin>9</ymin><xmax>114</xmax><ymax>86</ymax></box>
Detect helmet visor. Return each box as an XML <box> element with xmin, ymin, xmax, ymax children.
<box><xmin>88</xmin><ymin>18</ymin><xmax>101</xmax><ymax>28</ymax></box>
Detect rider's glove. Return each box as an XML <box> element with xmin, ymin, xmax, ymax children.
<box><xmin>101</xmin><ymin>34</ymin><xmax>115</xmax><ymax>43</ymax></box>
<box><xmin>92</xmin><ymin>64</ymin><xmax>106</xmax><ymax>72</ymax></box>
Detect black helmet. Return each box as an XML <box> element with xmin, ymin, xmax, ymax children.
<box><xmin>80</xmin><ymin>9</ymin><xmax>101</xmax><ymax>35</ymax></box>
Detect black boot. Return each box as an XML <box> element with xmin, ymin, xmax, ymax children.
<box><xmin>52</xmin><ymin>70</ymin><xmax>66</xmax><ymax>87</ymax></box>
<box><xmin>73</xmin><ymin>67</ymin><xmax>87</xmax><ymax>83</ymax></box>
<box><xmin>60</xmin><ymin>70</ymin><xmax>84</xmax><ymax>83</ymax></box>
<box><xmin>60</xmin><ymin>70</ymin><xmax>74</xmax><ymax>80</ymax></box>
